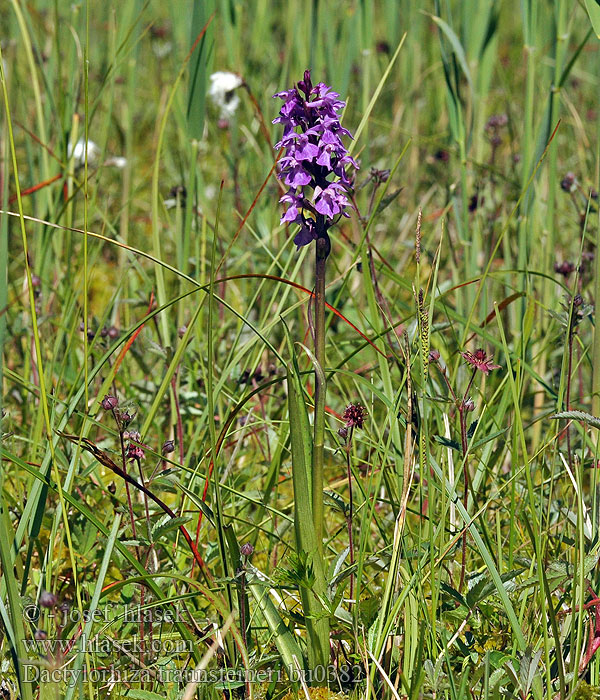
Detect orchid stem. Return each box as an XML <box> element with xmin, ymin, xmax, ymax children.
<box><xmin>313</xmin><ymin>228</ymin><xmax>329</xmax><ymax>555</ymax></box>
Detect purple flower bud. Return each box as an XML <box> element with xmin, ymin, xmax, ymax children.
<box><xmin>463</xmin><ymin>398</ymin><xmax>475</xmax><ymax>412</ymax></box>
<box><xmin>39</xmin><ymin>591</ymin><xmax>58</xmax><ymax>609</ymax></box>
<box><xmin>370</xmin><ymin>168</ymin><xmax>390</xmax><ymax>184</ymax></box>
<box><xmin>240</xmin><ymin>543</ymin><xmax>254</xmax><ymax>557</ymax></box>
<box><xmin>162</xmin><ymin>440</ymin><xmax>175</xmax><ymax>455</ymax></box>
<box><xmin>34</xmin><ymin>629</ymin><xmax>48</xmax><ymax>641</ymax></box>
<box><xmin>428</xmin><ymin>350</ymin><xmax>441</xmax><ymax>363</ymax></box>
<box><xmin>297</xmin><ymin>70</ymin><xmax>312</xmax><ymax>96</ymax></box>
<box><xmin>101</xmin><ymin>395</ymin><xmax>118</xmax><ymax>411</ymax></box>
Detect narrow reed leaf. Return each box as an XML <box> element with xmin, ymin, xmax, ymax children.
<box><xmin>584</xmin><ymin>0</ymin><xmax>600</xmax><ymax>39</ymax></box>
<box><xmin>63</xmin><ymin>514</ymin><xmax>122</xmax><ymax>700</ymax></box>
<box><xmin>348</xmin><ymin>34</ymin><xmax>406</xmax><ymax>151</ymax></box>
<box><xmin>187</xmin><ymin>1</ymin><xmax>215</xmax><ymax>139</ymax></box>
<box><xmin>429</xmin><ymin>14</ymin><xmax>474</xmax><ymax>95</ymax></box>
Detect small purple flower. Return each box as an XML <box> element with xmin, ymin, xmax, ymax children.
<box><xmin>294</xmin><ymin>134</ymin><xmax>320</xmax><ymax>161</ymax></box>
<box><xmin>313</xmin><ymin>183</ymin><xmax>350</xmax><ymax>219</ymax></box>
<box><xmin>293</xmin><ymin>222</ymin><xmax>317</xmax><ymax>248</ymax></box>
<box><xmin>273</xmin><ymin>70</ymin><xmax>357</xmax><ymax>250</ymax></box>
<box><xmin>282</xmin><ymin>162</ymin><xmax>312</xmax><ymax>188</ymax></box>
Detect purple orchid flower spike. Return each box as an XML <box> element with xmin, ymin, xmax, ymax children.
<box><xmin>273</xmin><ymin>70</ymin><xmax>358</xmax><ymax>250</ymax></box>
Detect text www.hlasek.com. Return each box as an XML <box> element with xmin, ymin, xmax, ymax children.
<box><xmin>23</xmin><ymin>637</ymin><xmax>193</xmax><ymax>656</ymax></box>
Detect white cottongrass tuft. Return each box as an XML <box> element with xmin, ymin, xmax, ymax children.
<box><xmin>104</xmin><ymin>156</ymin><xmax>127</xmax><ymax>169</ymax></box>
<box><xmin>69</xmin><ymin>139</ymin><xmax>101</xmax><ymax>168</ymax></box>
<box><xmin>69</xmin><ymin>139</ymin><xmax>127</xmax><ymax>170</ymax></box>
<box><xmin>207</xmin><ymin>71</ymin><xmax>243</xmax><ymax>119</ymax></box>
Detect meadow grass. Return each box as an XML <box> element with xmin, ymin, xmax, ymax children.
<box><xmin>1</xmin><ymin>1</ymin><xmax>600</xmax><ymax>698</ymax></box>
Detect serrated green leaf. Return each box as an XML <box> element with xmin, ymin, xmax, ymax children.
<box><xmin>465</xmin><ymin>568</ymin><xmax>525</xmax><ymax>609</ymax></box>
<box><xmin>551</xmin><ymin>410</ymin><xmax>600</xmax><ymax>430</ymax></box>
<box><xmin>151</xmin><ymin>515</ymin><xmax>192</xmax><ymax>541</ymax></box>
<box><xmin>120</xmin><ymin>538</ymin><xmax>150</xmax><ymax>547</ymax></box>
<box><xmin>519</xmin><ymin>647</ymin><xmax>543</xmax><ymax>695</ymax></box>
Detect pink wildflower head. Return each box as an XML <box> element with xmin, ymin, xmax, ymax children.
<box><xmin>125</xmin><ymin>431</ymin><xmax>145</xmax><ymax>462</ymax></box>
<box><xmin>461</xmin><ymin>348</ymin><xmax>501</xmax><ymax>376</ymax></box>
<box><xmin>342</xmin><ymin>403</ymin><xmax>368</xmax><ymax>429</ymax></box>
